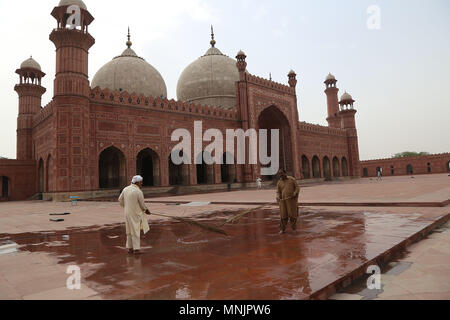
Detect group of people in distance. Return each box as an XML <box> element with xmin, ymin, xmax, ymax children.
<box><xmin>119</xmin><ymin>169</ymin><xmax>300</xmax><ymax>254</ymax></box>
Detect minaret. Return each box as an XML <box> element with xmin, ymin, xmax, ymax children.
<box><xmin>49</xmin><ymin>1</ymin><xmax>95</xmax><ymax>192</ymax></box>
<box><xmin>14</xmin><ymin>57</ymin><xmax>46</xmax><ymax>160</ymax></box>
<box><xmin>338</xmin><ymin>92</ymin><xmax>361</xmax><ymax>177</ymax></box>
<box><xmin>324</xmin><ymin>73</ymin><xmax>340</xmax><ymax>128</ymax></box>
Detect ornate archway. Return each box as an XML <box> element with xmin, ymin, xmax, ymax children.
<box><xmin>258</xmin><ymin>106</ymin><xmax>293</xmax><ymax>177</ymax></box>
<box><xmin>342</xmin><ymin>157</ymin><xmax>349</xmax><ymax>177</ymax></box>
<box><xmin>323</xmin><ymin>156</ymin><xmax>331</xmax><ymax>179</ymax></box>
<box><xmin>136</xmin><ymin>148</ymin><xmax>160</xmax><ymax>187</ymax></box>
<box><xmin>196</xmin><ymin>151</ymin><xmax>214</xmax><ymax>185</ymax></box>
<box><xmin>38</xmin><ymin>158</ymin><xmax>44</xmax><ymax>194</ymax></box>
<box><xmin>99</xmin><ymin>146</ymin><xmax>127</xmax><ymax>189</ymax></box>
<box><xmin>312</xmin><ymin>156</ymin><xmax>321</xmax><ymax>178</ymax></box>
<box><xmin>363</xmin><ymin>168</ymin><xmax>369</xmax><ymax>177</ymax></box>
<box><xmin>333</xmin><ymin>157</ymin><xmax>340</xmax><ymax>177</ymax></box>
<box><xmin>46</xmin><ymin>155</ymin><xmax>54</xmax><ymax>192</ymax></box>
<box><xmin>169</xmin><ymin>150</ymin><xmax>190</xmax><ymax>186</ymax></box>
<box><xmin>221</xmin><ymin>152</ymin><xmax>236</xmax><ymax>183</ymax></box>
<box><xmin>302</xmin><ymin>156</ymin><xmax>310</xmax><ymax>179</ymax></box>
<box><xmin>0</xmin><ymin>176</ymin><xmax>10</xmax><ymax>199</ymax></box>
<box><xmin>406</xmin><ymin>164</ymin><xmax>414</xmax><ymax>175</ymax></box>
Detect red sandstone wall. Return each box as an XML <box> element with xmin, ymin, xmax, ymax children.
<box><xmin>360</xmin><ymin>153</ymin><xmax>450</xmax><ymax>177</ymax></box>
<box><xmin>0</xmin><ymin>160</ymin><xmax>36</xmax><ymax>201</ymax></box>
<box><xmin>89</xmin><ymin>94</ymin><xmax>242</xmax><ymax>189</ymax></box>
<box><xmin>297</xmin><ymin>123</ymin><xmax>350</xmax><ymax>179</ymax></box>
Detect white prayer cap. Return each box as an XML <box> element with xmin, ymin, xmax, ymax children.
<box><xmin>131</xmin><ymin>175</ymin><xmax>143</xmax><ymax>184</ymax></box>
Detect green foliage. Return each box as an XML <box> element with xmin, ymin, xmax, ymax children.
<box><xmin>392</xmin><ymin>152</ymin><xmax>430</xmax><ymax>158</ymax></box>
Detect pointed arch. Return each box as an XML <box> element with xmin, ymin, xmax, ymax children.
<box><xmin>323</xmin><ymin>156</ymin><xmax>331</xmax><ymax>179</ymax></box>
<box><xmin>341</xmin><ymin>157</ymin><xmax>349</xmax><ymax>177</ymax></box>
<box><xmin>301</xmin><ymin>155</ymin><xmax>310</xmax><ymax>179</ymax></box>
<box><xmin>99</xmin><ymin>146</ymin><xmax>127</xmax><ymax>189</ymax></box>
<box><xmin>333</xmin><ymin>157</ymin><xmax>340</xmax><ymax>177</ymax></box>
<box><xmin>169</xmin><ymin>150</ymin><xmax>190</xmax><ymax>186</ymax></box>
<box><xmin>0</xmin><ymin>176</ymin><xmax>10</xmax><ymax>200</ymax></box>
<box><xmin>38</xmin><ymin>158</ymin><xmax>44</xmax><ymax>194</ymax></box>
<box><xmin>258</xmin><ymin>105</ymin><xmax>294</xmax><ymax>176</ymax></box>
<box><xmin>136</xmin><ymin>148</ymin><xmax>161</xmax><ymax>187</ymax></box>
<box><xmin>221</xmin><ymin>152</ymin><xmax>236</xmax><ymax>183</ymax></box>
<box><xmin>312</xmin><ymin>156</ymin><xmax>321</xmax><ymax>178</ymax></box>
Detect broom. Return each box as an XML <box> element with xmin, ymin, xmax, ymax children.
<box><xmin>151</xmin><ymin>212</ymin><xmax>228</xmax><ymax>236</ymax></box>
<box><xmin>218</xmin><ymin>195</ymin><xmax>299</xmax><ymax>226</ymax></box>
<box><xmin>217</xmin><ymin>205</ymin><xmax>268</xmax><ymax>226</ymax></box>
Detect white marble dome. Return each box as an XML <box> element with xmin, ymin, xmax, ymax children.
<box><xmin>340</xmin><ymin>92</ymin><xmax>354</xmax><ymax>102</ymax></box>
<box><xmin>58</xmin><ymin>0</ymin><xmax>87</xmax><ymax>10</ymax></box>
<box><xmin>20</xmin><ymin>56</ymin><xmax>41</xmax><ymax>71</ymax></box>
<box><xmin>326</xmin><ymin>73</ymin><xmax>336</xmax><ymax>81</ymax></box>
<box><xmin>91</xmin><ymin>42</ymin><xmax>167</xmax><ymax>99</ymax></box>
<box><xmin>177</xmin><ymin>39</ymin><xmax>239</xmax><ymax>109</ymax></box>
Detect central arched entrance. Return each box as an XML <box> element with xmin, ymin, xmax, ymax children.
<box><xmin>136</xmin><ymin>148</ymin><xmax>160</xmax><ymax>187</ymax></box>
<box><xmin>99</xmin><ymin>146</ymin><xmax>127</xmax><ymax>189</ymax></box>
<box><xmin>258</xmin><ymin>106</ymin><xmax>293</xmax><ymax>177</ymax></box>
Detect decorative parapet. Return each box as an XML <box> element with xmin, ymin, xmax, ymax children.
<box><xmin>246</xmin><ymin>74</ymin><xmax>295</xmax><ymax>94</ymax></box>
<box><xmin>298</xmin><ymin>121</ymin><xmax>347</xmax><ymax>137</ymax></box>
<box><xmin>361</xmin><ymin>153</ymin><xmax>450</xmax><ymax>163</ymax></box>
<box><xmin>89</xmin><ymin>87</ymin><xmax>239</xmax><ymax>121</ymax></box>
<box><xmin>33</xmin><ymin>101</ymin><xmax>54</xmax><ymax>127</ymax></box>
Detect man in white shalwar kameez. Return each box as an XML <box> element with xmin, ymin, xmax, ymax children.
<box><xmin>119</xmin><ymin>176</ymin><xmax>151</xmax><ymax>254</ymax></box>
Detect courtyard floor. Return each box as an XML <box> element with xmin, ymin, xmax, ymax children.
<box><xmin>0</xmin><ymin>174</ymin><xmax>449</xmax><ymax>300</ymax></box>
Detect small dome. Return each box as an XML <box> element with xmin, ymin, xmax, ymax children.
<box><xmin>288</xmin><ymin>69</ymin><xmax>296</xmax><ymax>76</ymax></box>
<box><xmin>177</xmin><ymin>36</ymin><xmax>239</xmax><ymax>109</ymax></box>
<box><xmin>20</xmin><ymin>56</ymin><xmax>41</xmax><ymax>71</ymax></box>
<box><xmin>91</xmin><ymin>39</ymin><xmax>167</xmax><ymax>99</ymax></box>
<box><xmin>340</xmin><ymin>91</ymin><xmax>353</xmax><ymax>102</ymax></box>
<box><xmin>326</xmin><ymin>73</ymin><xmax>336</xmax><ymax>81</ymax></box>
<box><xmin>237</xmin><ymin>50</ymin><xmax>246</xmax><ymax>57</ymax></box>
<box><xmin>58</xmin><ymin>0</ymin><xmax>87</xmax><ymax>10</ymax></box>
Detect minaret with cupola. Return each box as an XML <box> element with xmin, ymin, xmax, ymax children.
<box><xmin>324</xmin><ymin>73</ymin><xmax>341</xmax><ymax>128</ymax></box>
<box><xmin>14</xmin><ymin>57</ymin><xmax>46</xmax><ymax>160</ymax></box>
<box><xmin>49</xmin><ymin>0</ymin><xmax>95</xmax><ymax>191</ymax></box>
<box><xmin>339</xmin><ymin>92</ymin><xmax>361</xmax><ymax>177</ymax></box>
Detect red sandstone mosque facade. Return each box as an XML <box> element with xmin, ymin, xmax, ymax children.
<box><xmin>1</xmin><ymin>1</ymin><xmax>445</xmax><ymax>202</ymax></box>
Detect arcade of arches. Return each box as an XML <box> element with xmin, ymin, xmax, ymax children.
<box><xmin>301</xmin><ymin>155</ymin><xmax>349</xmax><ymax>179</ymax></box>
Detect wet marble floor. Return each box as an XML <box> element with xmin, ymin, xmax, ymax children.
<box><xmin>1</xmin><ymin>207</ymin><xmax>447</xmax><ymax>300</ymax></box>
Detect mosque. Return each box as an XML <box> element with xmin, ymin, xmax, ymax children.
<box><xmin>0</xmin><ymin>0</ymin><xmax>363</xmax><ymax>201</ymax></box>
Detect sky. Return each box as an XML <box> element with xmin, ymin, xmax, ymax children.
<box><xmin>0</xmin><ymin>0</ymin><xmax>449</xmax><ymax>161</ymax></box>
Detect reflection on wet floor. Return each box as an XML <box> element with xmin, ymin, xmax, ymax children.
<box><xmin>0</xmin><ymin>208</ymin><xmax>436</xmax><ymax>300</ymax></box>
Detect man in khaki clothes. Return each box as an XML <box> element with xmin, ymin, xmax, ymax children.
<box><xmin>276</xmin><ymin>169</ymin><xmax>300</xmax><ymax>234</ymax></box>
<box><xmin>119</xmin><ymin>175</ymin><xmax>151</xmax><ymax>254</ymax></box>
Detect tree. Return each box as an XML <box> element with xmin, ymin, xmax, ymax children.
<box><xmin>392</xmin><ymin>152</ymin><xmax>430</xmax><ymax>158</ymax></box>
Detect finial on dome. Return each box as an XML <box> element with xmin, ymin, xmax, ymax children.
<box><xmin>126</xmin><ymin>27</ymin><xmax>132</xmax><ymax>48</ymax></box>
<box><xmin>210</xmin><ymin>25</ymin><xmax>216</xmax><ymax>47</ymax></box>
